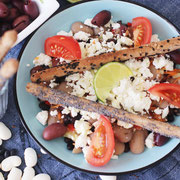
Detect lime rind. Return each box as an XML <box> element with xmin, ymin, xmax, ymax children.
<box><xmin>94</xmin><ymin>62</ymin><xmax>133</xmax><ymax>102</ymax></box>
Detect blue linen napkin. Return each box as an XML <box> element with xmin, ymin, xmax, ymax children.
<box><xmin>1</xmin><ymin>0</ymin><xmax>180</xmax><ymax>179</ymax></box>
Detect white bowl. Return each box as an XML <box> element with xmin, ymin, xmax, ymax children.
<box><xmin>14</xmin><ymin>0</ymin><xmax>60</xmax><ymax>46</ymax></box>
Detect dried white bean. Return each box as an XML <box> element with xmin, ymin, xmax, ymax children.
<box><xmin>0</xmin><ymin>138</ymin><xmax>2</xmax><ymax>146</ymax></box>
<box><xmin>99</xmin><ymin>175</ymin><xmax>117</xmax><ymax>180</ymax></box>
<box><xmin>32</xmin><ymin>174</ymin><xmax>51</xmax><ymax>180</ymax></box>
<box><xmin>7</xmin><ymin>167</ymin><xmax>22</xmax><ymax>180</ymax></box>
<box><xmin>0</xmin><ymin>172</ymin><xmax>4</xmax><ymax>180</ymax></box>
<box><xmin>40</xmin><ymin>148</ymin><xmax>47</xmax><ymax>154</ymax></box>
<box><xmin>1</xmin><ymin>156</ymin><xmax>22</xmax><ymax>172</ymax></box>
<box><xmin>22</xmin><ymin>167</ymin><xmax>35</xmax><ymax>180</ymax></box>
<box><xmin>0</xmin><ymin>122</ymin><xmax>12</xmax><ymax>140</ymax></box>
<box><xmin>24</xmin><ymin>148</ymin><xmax>37</xmax><ymax>167</ymax></box>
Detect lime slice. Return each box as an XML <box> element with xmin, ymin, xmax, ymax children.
<box><xmin>67</xmin><ymin>0</ymin><xmax>82</xmax><ymax>3</ymax></box>
<box><xmin>94</xmin><ymin>62</ymin><xmax>133</xmax><ymax>102</ymax></box>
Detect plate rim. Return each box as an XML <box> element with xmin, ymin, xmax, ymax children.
<box><xmin>14</xmin><ymin>0</ymin><xmax>180</xmax><ymax>175</ymax></box>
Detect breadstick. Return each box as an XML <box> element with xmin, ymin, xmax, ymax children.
<box><xmin>26</xmin><ymin>82</ymin><xmax>180</xmax><ymax>139</ymax></box>
<box><xmin>0</xmin><ymin>30</ymin><xmax>17</xmax><ymax>63</ymax></box>
<box><xmin>0</xmin><ymin>59</ymin><xmax>19</xmax><ymax>88</ymax></box>
<box><xmin>31</xmin><ymin>36</ymin><xmax>180</xmax><ymax>82</ymax></box>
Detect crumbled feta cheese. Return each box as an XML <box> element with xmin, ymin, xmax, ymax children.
<box><xmin>33</xmin><ymin>53</ymin><xmax>52</xmax><ymax>67</ymax></box>
<box><xmin>84</xmin><ymin>18</ymin><xmax>97</xmax><ymax>28</ymax></box>
<box><xmin>112</xmin><ymin>23</ymin><xmax>120</xmax><ymax>29</ymax></box>
<box><xmin>61</xmin><ymin>107</ymin><xmax>71</xmax><ymax>115</ymax></box>
<box><xmin>74</xmin><ymin>31</ymin><xmax>91</xmax><ymax>41</ymax></box>
<box><xmin>153</xmin><ymin>56</ymin><xmax>174</xmax><ymax>71</ymax></box>
<box><xmin>75</xmin><ymin>119</ymin><xmax>91</xmax><ymax>135</ymax></box>
<box><xmin>162</xmin><ymin>106</ymin><xmax>169</xmax><ymax>118</ymax></box>
<box><xmin>120</xmin><ymin>36</ymin><xmax>133</xmax><ymax>46</ymax></box>
<box><xmin>154</xmin><ymin>108</ymin><xmax>162</xmax><ymax>115</ymax></box>
<box><xmin>145</xmin><ymin>133</ymin><xmax>155</xmax><ymax>148</ymax></box>
<box><xmin>111</xmin><ymin>155</ymin><xmax>118</xmax><ymax>160</ymax></box>
<box><xmin>151</xmin><ymin>34</ymin><xmax>160</xmax><ymax>42</ymax></box>
<box><xmin>117</xmin><ymin>120</ymin><xmax>133</xmax><ymax>129</ymax></box>
<box><xmin>57</xmin><ymin>30</ymin><xmax>73</xmax><ymax>36</ymax></box>
<box><xmin>102</xmin><ymin>31</ymin><xmax>113</xmax><ymax>41</ymax></box>
<box><xmin>100</xmin><ymin>175</ymin><xmax>117</xmax><ymax>180</ymax></box>
<box><xmin>50</xmin><ymin>110</ymin><xmax>58</xmax><ymax>117</ymax></box>
<box><xmin>36</xmin><ymin>111</ymin><xmax>48</xmax><ymax>125</ymax></box>
<box><xmin>75</xmin><ymin>134</ymin><xmax>90</xmax><ymax>148</ymax></box>
<box><xmin>49</xmin><ymin>79</ymin><xmax>58</xmax><ymax>88</ymax></box>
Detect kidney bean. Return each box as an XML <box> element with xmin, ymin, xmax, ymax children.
<box><xmin>168</xmin><ymin>49</ymin><xmax>180</xmax><ymax>64</ymax></box>
<box><xmin>12</xmin><ymin>0</ymin><xmax>24</xmax><ymax>13</ymax></box>
<box><xmin>24</xmin><ymin>0</ymin><xmax>39</xmax><ymax>20</ymax></box>
<box><xmin>113</xmin><ymin>124</ymin><xmax>133</xmax><ymax>143</ymax></box>
<box><xmin>91</xmin><ymin>10</ymin><xmax>111</xmax><ymax>27</ymax></box>
<box><xmin>5</xmin><ymin>7</ymin><xmax>20</xmax><ymax>22</ymax></box>
<box><xmin>0</xmin><ymin>2</ymin><xmax>9</xmax><ymax>18</ymax></box>
<box><xmin>154</xmin><ymin>133</ymin><xmax>169</xmax><ymax>146</ymax></box>
<box><xmin>43</xmin><ymin>123</ymin><xmax>67</xmax><ymax>141</ymax></box>
<box><xmin>13</xmin><ymin>15</ymin><xmax>30</xmax><ymax>33</ymax></box>
<box><xmin>71</xmin><ymin>22</ymin><xmax>94</xmax><ymax>36</ymax></box>
<box><xmin>129</xmin><ymin>130</ymin><xmax>145</xmax><ymax>154</ymax></box>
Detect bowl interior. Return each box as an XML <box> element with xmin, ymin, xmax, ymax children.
<box><xmin>16</xmin><ymin>0</ymin><xmax>180</xmax><ymax>174</ymax></box>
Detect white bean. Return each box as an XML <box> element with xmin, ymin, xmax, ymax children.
<box><xmin>99</xmin><ymin>175</ymin><xmax>117</xmax><ymax>180</ymax></box>
<box><xmin>0</xmin><ymin>138</ymin><xmax>2</xmax><ymax>146</ymax></box>
<box><xmin>32</xmin><ymin>174</ymin><xmax>51</xmax><ymax>180</ymax></box>
<box><xmin>7</xmin><ymin>167</ymin><xmax>22</xmax><ymax>180</ymax></box>
<box><xmin>1</xmin><ymin>156</ymin><xmax>22</xmax><ymax>172</ymax></box>
<box><xmin>0</xmin><ymin>172</ymin><xmax>4</xmax><ymax>180</ymax></box>
<box><xmin>24</xmin><ymin>148</ymin><xmax>37</xmax><ymax>167</ymax></box>
<box><xmin>22</xmin><ymin>167</ymin><xmax>35</xmax><ymax>180</ymax></box>
<box><xmin>0</xmin><ymin>122</ymin><xmax>12</xmax><ymax>140</ymax></box>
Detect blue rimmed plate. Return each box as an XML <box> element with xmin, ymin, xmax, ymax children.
<box><xmin>16</xmin><ymin>0</ymin><xmax>180</xmax><ymax>175</ymax></box>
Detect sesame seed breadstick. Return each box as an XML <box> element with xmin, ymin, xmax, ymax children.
<box><xmin>0</xmin><ymin>30</ymin><xmax>17</xmax><ymax>63</ymax></box>
<box><xmin>31</xmin><ymin>36</ymin><xmax>180</xmax><ymax>82</ymax></box>
<box><xmin>26</xmin><ymin>82</ymin><xmax>180</xmax><ymax>139</ymax></box>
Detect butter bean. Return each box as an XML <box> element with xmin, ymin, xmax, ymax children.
<box><xmin>0</xmin><ymin>122</ymin><xmax>12</xmax><ymax>140</ymax></box>
<box><xmin>1</xmin><ymin>156</ymin><xmax>22</xmax><ymax>172</ymax></box>
<box><xmin>22</xmin><ymin>167</ymin><xmax>35</xmax><ymax>180</ymax></box>
<box><xmin>24</xmin><ymin>148</ymin><xmax>37</xmax><ymax>167</ymax></box>
<box><xmin>32</xmin><ymin>174</ymin><xmax>51</xmax><ymax>180</ymax></box>
<box><xmin>7</xmin><ymin>167</ymin><xmax>22</xmax><ymax>180</ymax></box>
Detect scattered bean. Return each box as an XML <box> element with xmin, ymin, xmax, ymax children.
<box><xmin>91</xmin><ymin>10</ymin><xmax>111</xmax><ymax>27</ymax></box>
<box><xmin>129</xmin><ymin>130</ymin><xmax>145</xmax><ymax>154</ymax></box>
<box><xmin>1</xmin><ymin>155</ymin><xmax>22</xmax><ymax>172</ymax></box>
<box><xmin>99</xmin><ymin>175</ymin><xmax>117</xmax><ymax>180</ymax></box>
<box><xmin>0</xmin><ymin>122</ymin><xmax>12</xmax><ymax>140</ymax></box>
<box><xmin>22</xmin><ymin>167</ymin><xmax>35</xmax><ymax>180</ymax></box>
<box><xmin>0</xmin><ymin>172</ymin><xmax>4</xmax><ymax>180</ymax></box>
<box><xmin>43</xmin><ymin>123</ymin><xmax>67</xmax><ymax>141</ymax></box>
<box><xmin>71</xmin><ymin>22</ymin><xmax>94</xmax><ymax>36</ymax></box>
<box><xmin>32</xmin><ymin>174</ymin><xmax>51</xmax><ymax>180</ymax></box>
<box><xmin>24</xmin><ymin>147</ymin><xmax>37</xmax><ymax>167</ymax></box>
<box><xmin>7</xmin><ymin>167</ymin><xmax>22</xmax><ymax>180</ymax></box>
<box><xmin>113</xmin><ymin>124</ymin><xmax>133</xmax><ymax>143</ymax></box>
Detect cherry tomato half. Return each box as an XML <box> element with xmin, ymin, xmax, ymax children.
<box><xmin>132</xmin><ymin>17</ymin><xmax>152</xmax><ymax>46</ymax></box>
<box><xmin>85</xmin><ymin>115</ymin><xmax>115</xmax><ymax>167</ymax></box>
<box><xmin>148</xmin><ymin>83</ymin><xmax>180</xmax><ymax>108</ymax></box>
<box><xmin>45</xmin><ymin>35</ymin><xmax>81</xmax><ymax>60</ymax></box>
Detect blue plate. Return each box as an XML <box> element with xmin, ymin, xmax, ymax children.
<box><xmin>16</xmin><ymin>0</ymin><xmax>180</xmax><ymax>175</ymax></box>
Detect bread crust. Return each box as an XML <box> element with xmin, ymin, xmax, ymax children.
<box><xmin>26</xmin><ymin>82</ymin><xmax>180</xmax><ymax>139</ymax></box>
<box><xmin>31</xmin><ymin>36</ymin><xmax>180</xmax><ymax>82</ymax></box>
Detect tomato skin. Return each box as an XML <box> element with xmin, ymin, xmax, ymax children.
<box><xmin>148</xmin><ymin>83</ymin><xmax>180</xmax><ymax>108</ymax></box>
<box><xmin>85</xmin><ymin>115</ymin><xmax>115</xmax><ymax>167</ymax></box>
<box><xmin>45</xmin><ymin>35</ymin><xmax>81</xmax><ymax>60</ymax></box>
<box><xmin>132</xmin><ymin>17</ymin><xmax>152</xmax><ymax>46</ymax></box>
